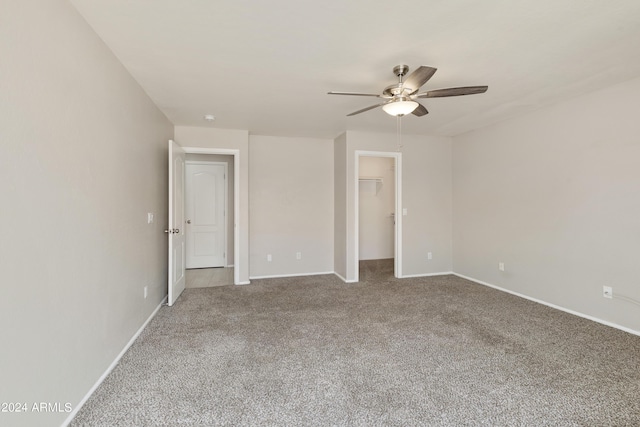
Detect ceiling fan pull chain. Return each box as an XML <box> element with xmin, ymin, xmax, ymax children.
<box><xmin>396</xmin><ymin>115</ymin><xmax>403</xmax><ymax>152</ymax></box>
<box><xmin>396</xmin><ymin>115</ymin><xmax>399</xmax><ymax>151</ymax></box>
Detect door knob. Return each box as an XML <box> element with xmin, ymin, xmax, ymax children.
<box><xmin>186</xmin><ymin>219</ymin><xmax>192</xmax><ymax>224</ymax></box>
<box><xmin>164</xmin><ymin>229</ymin><xmax>170</xmax><ymax>233</ymax></box>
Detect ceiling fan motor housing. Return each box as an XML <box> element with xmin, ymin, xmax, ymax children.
<box><xmin>382</xmin><ymin>65</ymin><xmax>412</xmax><ymax>97</ymax></box>
<box><xmin>383</xmin><ymin>84</ymin><xmax>406</xmax><ymax>97</ymax></box>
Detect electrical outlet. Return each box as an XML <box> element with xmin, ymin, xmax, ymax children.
<box><xmin>603</xmin><ymin>286</ymin><xmax>613</xmax><ymax>299</ymax></box>
<box><xmin>144</xmin><ymin>286</ymin><xmax>148</xmax><ymax>299</ymax></box>
<box><xmin>296</xmin><ymin>252</ymin><xmax>301</xmax><ymax>260</ymax></box>
<box><xmin>427</xmin><ymin>252</ymin><xmax>432</xmax><ymax>260</ymax></box>
<box><xmin>267</xmin><ymin>254</ymin><xmax>272</xmax><ymax>262</ymax></box>
<box><xmin>499</xmin><ymin>262</ymin><xmax>505</xmax><ymax>271</ymax></box>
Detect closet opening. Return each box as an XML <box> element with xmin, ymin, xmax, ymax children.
<box><xmin>354</xmin><ymin>151</ymin><xmax>402</xmax><ymax>282</ymax></box>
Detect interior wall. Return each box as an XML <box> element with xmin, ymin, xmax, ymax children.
<box><xmin>453</xmin><ymin>76</ymin><xmax>640</xmax><ymax>333</ymax></box>
<box><xmin>344</xmin><ymin>131</ymin><xmax>453</xmax><ymax>281</ymax></box>
<box><xmin>0</xmin><ymin>1</ymin><xmax>174</xmax><ymax>426</ymax></box>
<box><xmin>249</xmin><ymin>135</ymin><xmax>334</xmax><ymax>278</ymax></box>
<box><xmin>185</xmin><ymin>153</ymin><xmax>235</xmax><ymax>266</ymax></box>
<box><xmin>174</xmin><ymin>126</ymin><xmax>250</xmax><ymax>283</ymax></box>
<box><xmin>358</xmin><ymin>157</ymin><xmax>395</xmax><ymax>260</ymax></box>
<box><xmin>334</xmin><ymin>133</ymin><xmax>348</xmax><ymax>280</ymax></box>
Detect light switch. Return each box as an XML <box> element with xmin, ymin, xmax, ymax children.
<box><xmin>402</xmin><ymin>208</ymin><xmax>407</xmax><ymax>216</ymax></box>
<box><xmin>147</xmin><ymin>213</ymin><xmax>154</xmax><ymax>224</ymax></box>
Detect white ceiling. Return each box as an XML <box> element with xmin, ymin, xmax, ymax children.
<box><xmin>69</xmin><ymin>0</ymin><xmax>640</xmax><ymax>138</ymax></box>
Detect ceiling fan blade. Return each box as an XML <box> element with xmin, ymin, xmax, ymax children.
<box><xmin>328</xmin><ymin>91</ymin><xmax>381</xmax><ymax>97</ymax></box>
<box><xmin>415</xmin><ymin>86</ymin><xmax>488</xmax><ymax>98</ymax></box>
<box><xmin>412</xmin><ymin>103</ymin><xmax>429</xmax><ymax>117</ymax></box>
<box><xmin>346</xmin><ymin>102</ymin><xmax>389</xmax><ymax>116</ymax></box>
<box><xmin>403</xmin><ymin>66</ymin><xmax>437</xmax><ymax>94</ymax></box>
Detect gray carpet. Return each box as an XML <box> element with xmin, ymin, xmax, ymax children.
<box><xmin>72</xmin><ymin>260</ymin><xmax>640</xmax><ymax>426</ymax></box>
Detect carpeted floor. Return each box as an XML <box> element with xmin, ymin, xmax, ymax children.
<box><xmin>71</xmin><ymin>260</ymin><xmax>640</xmax><ymax>426</ymax></box>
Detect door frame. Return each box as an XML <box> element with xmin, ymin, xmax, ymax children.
<box><xmin>354</xmin><ymin>150</ymin><xmax>402</xmax><ymax>281</ymax></box>
<box><xmin>184</xmin><ymin>160</ymin><xmax>228</xmax><ymax>269</ymax></box>
<box><xmin>181</xmin><ymin>146</ymin><xmax>241</xmax><ymax>285</ymax></box>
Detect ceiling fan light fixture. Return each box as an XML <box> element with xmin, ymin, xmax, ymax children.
<box><xmin>382</xmin><ymin>98</ymin><xmax>419</xmax><ymax>116</ymax></box>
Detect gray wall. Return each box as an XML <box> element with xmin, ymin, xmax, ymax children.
<box><xmin>453</xmin><ymin>76</ymin><xmax>640</xmax><ymax>333</ymax></box>
<box><xmin>334</xmin><ymin>133</ymin><xmax>348</xmax><ymax>280</ymax></box>
<box><xmin>249</xmin><ymin>135</ymin><xmax>334</xmax><ymax>277</ymax></box>
<box><xmin>0</xmin><ymin>1</ymin><xmax>173</xmax><ymax>426</ymax></box>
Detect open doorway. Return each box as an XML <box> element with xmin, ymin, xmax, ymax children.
<box><xmin>184</xmin><ymin>153</ymin><xmax>234</xmax><ymax>288</ymax></box>
<box><xmin>167</xmin><ymin>140</ymin><xmax>242</xmax><ymax>306</ymax></box>
<box><xmin>354</xmin><ymin>150</ymin><xmax>402</xmax><ymax>282</ymax></box>
<box><xmin>358</xmin><ymin>156</ymin><xmax>395</xmax><ymax>280</ymax></box>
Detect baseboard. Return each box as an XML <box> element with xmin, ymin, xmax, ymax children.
<box><xmin>61</xmin><ymin>296</ymin><xmax>168</xmax><ymax>427</ymax></box>
<box><xmin>250</xmin><ymin>271</ymin><xmax>334</xmax><ymax>280</ymax></box>
<box><xmin>334</xmin><ymin>272</ymin><xmax>357</xmax><ymax>283</ymax></box>
<box><xmin>401</xmin><ymin>271</ymin><xmax>453</xmax><ymax>278</ymax></box>
<box><xmin>453</xmin><ymin>273</ymin><xmax>640</xmax><ymax>337</ymax></box>
<box><xmin>249</xmin><ymin>270</ymin><xmax>454</xmax><ymax>283</ymax></box>
<box><xmin>236</xmin><ymin>281</ymin><xmax>251</xmax><ymax>285</ymax></box>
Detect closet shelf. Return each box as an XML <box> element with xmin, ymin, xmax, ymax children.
<box><xmin>358</xmin><ymin>176</ymin><xmax>383</xmax><ymax>183</ymax></box>
<box><xmin>359</xmin><ymin>176</ymin><xmax>383</xmax><ymax>195</ymax></box>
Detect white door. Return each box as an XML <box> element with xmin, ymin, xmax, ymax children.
<box><xmin>185</xmin><ymin>162</ymin><xmax>226</xmax><ymax>268</ymax></box>
<box><xmin>168</xmin><ymin>140</ymin><xmax>186</xmax><ymax>306</ymax></box>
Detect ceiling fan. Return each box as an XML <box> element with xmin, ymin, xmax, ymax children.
<box><xmin>328</xmin><ymin>65</ymin><xmax>488</xmax><ymax>117</ymax></box>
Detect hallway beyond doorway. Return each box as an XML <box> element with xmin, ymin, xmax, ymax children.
<box><xmin>185</xmin><ymin>267</ymin><xmax>234</xmax><ymax>288</ymax></box>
